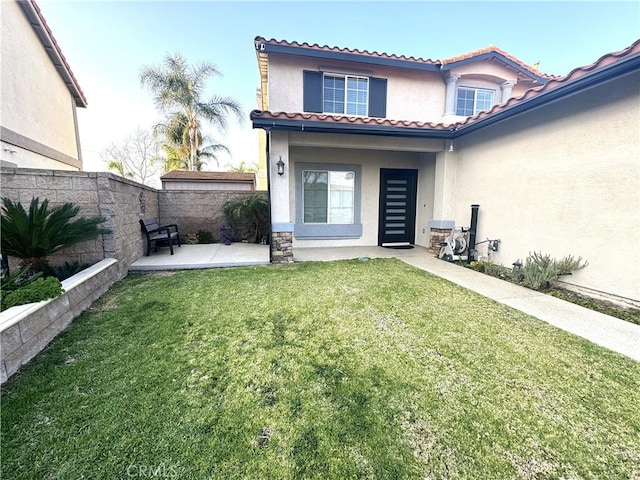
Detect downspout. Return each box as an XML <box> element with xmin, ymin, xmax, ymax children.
<box><xmin>265</xmin><ymin>127</ymin><xmax>273</xmax><ymax>263</ymax></box>
<box><xmin>468</xmin><ymin>204</ymin><xmax>479</xmax><ymax>263</ymax></box>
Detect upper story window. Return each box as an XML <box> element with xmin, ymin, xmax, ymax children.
<box><xmin>323</xmin><ymin>74</ymin><xmax>369</xmax><ymax>116</ymax></box>
<box><xmin>303</xmin><ymin>70</ymin><xmax>387</xmax><ymax>118</ymax></box>
<box><xmin>456</xmin><ymin>87</ymin><xmax>495</xmax><ymax>116</ymax></box>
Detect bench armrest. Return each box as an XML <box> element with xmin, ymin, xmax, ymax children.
<box><xmin>160</xmin><ymin>224</ymin><xmax>179</xmax><ymax>233</ymax></box>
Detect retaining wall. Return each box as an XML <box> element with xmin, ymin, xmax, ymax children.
<box><xmin>0</xmin><ymin>259</ymin><xmax>119</xmax><ymax>383</ymax></box>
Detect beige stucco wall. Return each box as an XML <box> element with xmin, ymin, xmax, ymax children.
<box><xmin>268</xmin><ymin>131</ymin><xmax>440</xmax><ymax>249</ymax></box>
<box><xmin>267</xmin><ymin>53</ymin><xmax>541</xmax><ymax>124</ymax></box>
<box><xmin>267</xmin><ymin>54</ymin><xmax>445</xmax><ymax>122</ymax></box>
<box><xmin>288</xmin><ymin>145</ymin><xmax>433</xmax><ymax>248</ymax></box>
<box><xmin>1</xmin><ymin>1</ymin><xmax>81</xmax><ymax>169</ymax></box>
<box><xmin>449</xmin><ymin>72</ymin><xmax>640</xmax><ymax>302</ymax></box>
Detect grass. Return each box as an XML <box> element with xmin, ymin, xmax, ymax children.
<box><xmin>546</xmin><ymin>287</ymin><xmax>640</xmax><ymax>325</ymax></box>
<box><xmin>2</xmin><ymin>258</ymin><xmax>639</xmax><ymax>479</ymax></box>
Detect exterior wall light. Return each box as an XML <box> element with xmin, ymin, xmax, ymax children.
<box><xmin>448</xmin><ymin>141</ymin><xmax>454</xmax><ymax>152</ymax></box>
<box><xmin>276</xmin><ymin>156</ymin><xmax>285</xmax><ymax>175</ymax></box>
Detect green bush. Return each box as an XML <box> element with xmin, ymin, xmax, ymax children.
<box><xmin>1</xmin><ymin>276</ymin><xmax>63</xmax><ymax>310</ymax></box>
<box><xmin>223</xmin><ymin>195</ymin><xmax>268</xmax><ymax>243</ymax></box>
<box><xmin>41</xmin><ymin>261</ymin><xmax>91</xmax><ymax>281</ymax></box>
<box><xmin>197</xmin><ymin>230</ymin><xmax>214</xmax><ymax>244</ymax></box>
<box><xmin>1</xmin><ymin>197</ymin><xmax>110</xmax><ymax>271</ymax></box>
<box><xmin>522</xmin><ymin>252</ymin><xmax>588</xmax><ymax>291</ymax></box>
<box><xmin>184</xmin><ymin>233</ymin><xmax>199</xmax><ymax>244</ymax></box>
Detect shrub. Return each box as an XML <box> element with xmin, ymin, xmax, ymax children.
<box><xmin>184</xmin><ymin>233</ymin><xmax>199</xmax><ymax>244</ymax></box>
<box><xmin>1</xmin><ymin>267</ymin><xmax>63</xmax><ymax>310</ymax></box>
<box><xmin>1</xmin><ymin>197</ymin><xmax>110</xmax><ymax>271</ymax></box>
<box><xmin>522</xmin><ymin>252</ymin><xmax>588</xmax><ymax>291</ymax></box>
<box><xmin>197</xmin><ymin>230</ymin><xmax>214</xmax><ymax>244</ymax></box>
<box><xmin>41</xmin><ymin>261</ymin><xmax>91</xmax><ymax>281</ymax></box>
<box><xmin>223</xmin><ymin>195</ymin><xmax>268</xmax><ymax>243</ymax></box>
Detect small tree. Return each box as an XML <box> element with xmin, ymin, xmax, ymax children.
<box><xmin>1</xmin><ymin>197</ymin><xmax>111</xmax><ymax>271</ymax></box>
<box><xmin>223</xmin><ymin>195</ymin><xmax>268</xmax><ymax>243</ymax></box>
<box><xmin>101</xmin><ymin>127</ymin><xmax>161</xmax><ymax>186</ymax></box>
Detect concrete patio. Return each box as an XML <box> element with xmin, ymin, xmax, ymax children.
<box><xmin>129</xmin><ymin>243</ymin><xmax>270</xmax><ymax>271</ymax></box>
<box><xmin>127</xmin><ymin>243</ymin><xmax>639</xmax><ymax>362</ymax></box>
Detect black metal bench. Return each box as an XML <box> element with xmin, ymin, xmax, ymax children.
<box><xmin>139</xmin><ymin>218</ymin><xmax>181</xmax><ymax>256</ymax></box>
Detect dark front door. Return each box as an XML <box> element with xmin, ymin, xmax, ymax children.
<box><xmin>378</xmin><ymin>168</ymin><xmax>418</xmax><ymax>246</ymax></box>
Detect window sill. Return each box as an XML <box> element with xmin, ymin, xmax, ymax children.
<box><xmin>294</xmin><ymin>223</ymin><xmax>362</xmax><ymax>239</ymax></box>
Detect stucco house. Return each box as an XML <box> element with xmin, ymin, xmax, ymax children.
<box><xmin>0</xmin><ymin>0</ymin><xmax>86</xmax><ymax>170</ymax></box>
<box><xmin>251</xmin><ymin>36</ymin><xmax>640</xmax><ymax>306</ymax></box>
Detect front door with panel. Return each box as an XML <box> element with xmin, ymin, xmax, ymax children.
<box><xmin>378</xmin><ymin>169</ymin><xmax>418</xmax><ymax>247</ymax></box>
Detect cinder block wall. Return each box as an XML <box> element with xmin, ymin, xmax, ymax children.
<box><xmin>0</xmin><ymin>168</ymin><xmax>158</xmax><ymax>277</ymax></box>
<box><xmin>2</xmin><ymin>168</ymin><xmax>270</xmax><ymax>272</ymax></box>
<box><xmin>159</xmin><ymin>190</ymin><xmax>267</xmax><ymax>242</ymax></box>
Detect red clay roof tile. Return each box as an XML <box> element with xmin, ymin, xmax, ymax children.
<box><xmin>441</xmin><ymin>45</ymin><xmax>559</xmax><ymax>79</ymax></box>
<box><xmin>255</xmin><ymin>36</ymin><xmax>439</xmax><ymax>65</ymax></box>
<box><xmin>455</xmin><ymin>38</ymin><xmax>640</xmax><ymax>127</ymax></box>
<box><xmin>29</xmin><ymin>0</ymin><xmax>87</xmax><ymax>107</ymax></box>
<box><xmin>250</xmin><ymin>110</ymin><xmax>453</xmax><ymax>131</ymax></box>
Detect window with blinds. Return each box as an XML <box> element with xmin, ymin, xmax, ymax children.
<box><xmin>323</xmin><ymin>74</ymin><xmax>368</xmax><ymax>116</ymax></box>
<box><xmin>456</xmin><ymin>87</ymin><xmax>495</xmax><ymax>116</ymax></box>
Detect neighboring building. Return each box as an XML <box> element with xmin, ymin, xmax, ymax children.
<box><xmin>0</xmin><ymin>0</ymin><xmax>86</xmax><ymax>170</ymax></box>
<box><xmin>252</xmin><ymin>36</ymin><xmax>640</xmax><ymax>305</ymax></box>
<box><xmin>160</xmin><ymin>170</ymin><xmax>256</xmax><ymax>191</ymax></box>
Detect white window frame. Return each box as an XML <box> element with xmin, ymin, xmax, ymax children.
<box><xmin>322</xmin><ymin>73</ymin><xmax>369</xmax><ymax>116</ymax></box>
<box><xmin>455</xmin><ymin>86</ymin><xmax>496</xmax><ymax>116</ymax></box>
<box><xmin>302</xmin><ymin>169</ymin><xmax>355</xmax><ymax>225</ymax></box>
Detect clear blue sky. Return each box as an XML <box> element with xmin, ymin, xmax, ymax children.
<box><xmin>36</xmin><ymin>1</ymin><xmax>640</xmax><ymax>175</ymax></box>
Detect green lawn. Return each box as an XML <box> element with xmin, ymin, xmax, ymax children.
<box><xmin>2</xmin><ymin>259</ymin><xmax>639</xmax><ymax>479</ymax></box>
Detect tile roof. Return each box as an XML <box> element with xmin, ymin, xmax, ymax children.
<box><xmin>255</xmin><ymin>36</ymin><xmax>439</xmax><ymax>65</ymax></box>
<box><xmin>441</xmin><ymin>45</ymin><xmax>559</xmax><ymax>79</ymax></box>
<box><xmin>254</xmin><ymin>36</ymin><xmax>552</xmax><ymax>77</ymax></box>
<box><xmin>21</xmin><ymin>1</ymin><xmax>87</xmax><ymax>107</ymax></box>
<box><xmin>455</xmin><ymin>38</ymin><xmax>640</xmax><ymax>128</ymax></box>
<box><xmin>250</xmin><ymin>110</ymin><xmax>452</xmax><ymax>132</ymax></box>
<box><xmin>252</xmin><ymin>37</ymin><xmax>640</xmax><ymax>136</ymax></box>
<box><xmin>161</xmin><ymin>171</ymin><xmax>256</xmax><ymax>182</ymax></box>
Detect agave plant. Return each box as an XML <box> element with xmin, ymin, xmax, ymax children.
<box><xmin>1</xmin><ymin>197</ymin><xmax>110</xmax><ymax>269</ymax></box>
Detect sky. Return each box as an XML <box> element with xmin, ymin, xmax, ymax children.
<box><xmin>36</xmin><ymin>0</ymin><xmax>640</xmax><ymax>181</ymax></box>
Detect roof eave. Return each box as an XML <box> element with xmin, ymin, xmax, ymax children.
<box><xmin>442</xmin><ymin>52</ymin><xmax>548</xmax><ymax>83</ymax></box>
<box><xmin>18</xmin><ymin>0</ymin><xmax>87</xmax><ymax>107</ymax></box>
<box><xmin>260</xmin><ymin>43</ymin><xmax>441</xmax><ymax>72</ymax></box>
<box><xmin>251</xmin><ymin>116</ymin><xmax>451</xmax><ymax>139</ymax></box>
<box><xmin>454</xmin><ymin>52</ymin><xmax>640</xmax><ymax>137</ymax></box>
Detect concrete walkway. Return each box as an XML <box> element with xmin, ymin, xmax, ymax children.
<box><xmin>295</xmin><ymin>246</ymin><xmax>640</xmax><ymax>362</ymax></box>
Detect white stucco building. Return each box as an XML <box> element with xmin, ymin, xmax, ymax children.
<box><xmin>252</xmin><ymin>36</ymin><xmax>640</xmax><ymax>306</ymax></box>
<box><xmin>1</xmin><ymin>0</ymin><xmax>87</xmax><ymax>170</ymax></box>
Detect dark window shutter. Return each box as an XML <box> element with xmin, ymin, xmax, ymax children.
<box><xmin>368</xmin><ymin>77</ymin><xmax>387</xmax><ymax>118</ymax></box>
<box><xmin>303</xmin><ymin>70</ymin><xmax>323</xmax><ymax>113</ymax></box>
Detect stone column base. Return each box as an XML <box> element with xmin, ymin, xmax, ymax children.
<box><xmin>428</xmin><ymin>228</ymin><xmax>452</xmax><ymax>254</ymax></box>
<box><xmin>271</xmin><ymin>231</ymin><xmax>294</xmax><ymax>264</ymax></box>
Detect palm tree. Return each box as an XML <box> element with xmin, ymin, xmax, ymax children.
<box><xmin>157</xmin><ymin>112</ymin><xmax>230</xmax><ymax>171</ymax></box>
<box><xmin>1</xmin><ymin>197</ymin><xmax>110</xmax><ymax>270</ymax></box>
<box><xmin>228</xmin><ymin>161</ymin><xmax>258</xmax><ymax>173</ymax></box>
<box><xmin>140</xmin><ymin>53</ymin><xmax>243</xmax><ymax>171</ymax></box>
